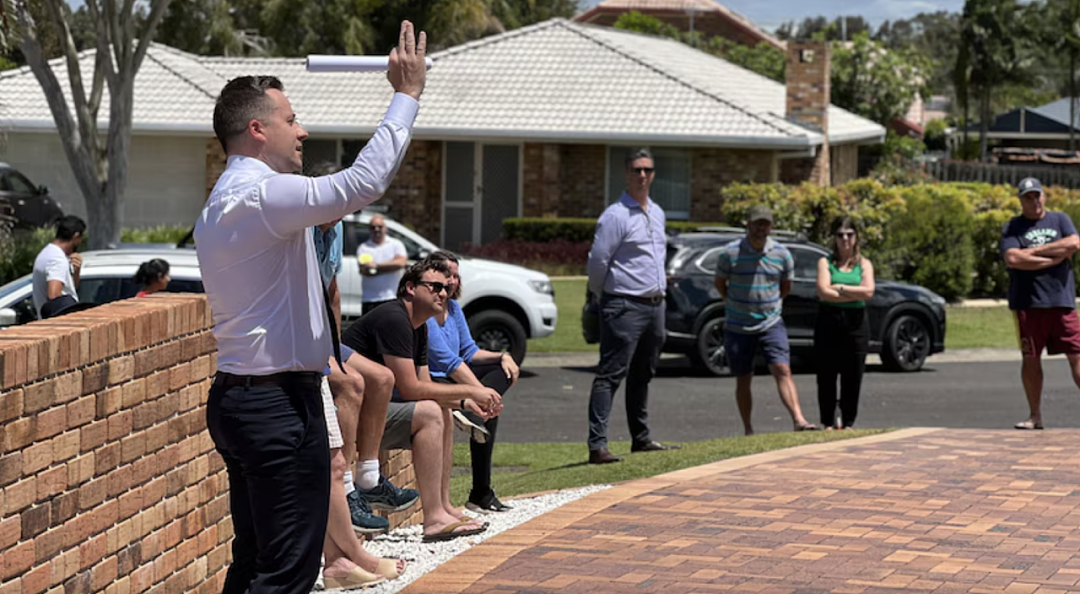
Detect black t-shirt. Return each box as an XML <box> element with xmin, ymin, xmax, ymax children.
<box><xmin>1001</xmin><ymin>211</ymin><xmax>1079</xmax><ymax>310</ymax></box>
<box><xmin>342</xmin><ymin>300</ymin><xmax>428</xmax><ymax>367</ymax></box>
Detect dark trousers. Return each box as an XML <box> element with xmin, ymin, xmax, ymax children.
<box><xmin>588</xmin><ymin>295</ymin><xmax>665</xmax><ymax>451</ymax></box>
<box><xmin>814</xmin><ymin>306</ymin><xmax>869</xmax><ymax>428</ymax></box>
<box><xmin>361</xmin><ymin>300</ymin><xmax>395</xmax><ymax>316</ymax></box>
<box><xmin>206</xmin><ymin>372</ymin><xmax>330</xmax><ymax>594</ymax></box>
<box><xmin>435</xmin><ymin>363</ymin><xmax>511</xmax><ymax>500</ymax></box>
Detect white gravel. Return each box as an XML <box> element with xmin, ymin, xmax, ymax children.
<box><xmin>316</xmin><ymin>484</ymin><xmax>611</xmax><ymax>593</ymax></box>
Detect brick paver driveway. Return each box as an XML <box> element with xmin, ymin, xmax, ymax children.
<box><xmin>406</xmin><ymin>428</ymin><xmax>1080</xmax><ymax>594</ymax></box>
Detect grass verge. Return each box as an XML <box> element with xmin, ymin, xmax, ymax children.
<box><xmin>449</xmin><ymin>429</ymin><xmax>885</xmax><ymax>504</ymax></box>
<box><xmin>529</xmin><ymin>279</ymin><xmax>1018</xmax><ymax>353</ymax></box>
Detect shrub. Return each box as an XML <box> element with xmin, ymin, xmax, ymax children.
<box><xmin>502</xmin><ymin>217</ymin><xmax>724</xmax><ymax>243</ymax></box>
<box><xmin>121</xmin><ymin>225</ymin><xmax>193</xmax><ymax>246</ymax></box>
<box><xmin>0</xmin><ymin>227</ymin><xmax>54</xmax><ymax>286</ymax></box>
<box><xmin>462</xmin><ymin>240</ymin><xmax>591</xmax><ymax>276</ymax></box>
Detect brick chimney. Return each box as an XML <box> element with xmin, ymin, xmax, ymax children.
<box><xmin>785</xmin><ymin>41</ymin><xmax>831</xmax><ymax>186</ymax></box>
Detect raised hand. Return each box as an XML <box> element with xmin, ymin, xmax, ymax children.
<box><xmin>387</xmin><ymin>20</ymin><xmax>427</xmax><ymax>100</ymax></box>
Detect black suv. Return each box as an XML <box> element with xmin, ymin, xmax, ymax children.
<box><xmin>0</xmin><ymin>163</ymin><xmax>65</xmax><ymax>229</ymax></box>
<box><xmin>584</xmin><ymin>228</ymin><xmax>947</xmax><ymax>375</ymax></box>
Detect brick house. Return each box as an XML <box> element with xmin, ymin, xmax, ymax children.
<box><xmin>574</xmin><ymin>0</ymin><xmax>786</xmax><ymax>51</ymax></box>
<box><xmin>0</xmin><ymin>19</ymin><xmax>882</xmax><ymax>251</ymax></box>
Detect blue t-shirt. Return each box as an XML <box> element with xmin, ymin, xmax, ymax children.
<box><xmin>312</xmin><ymin>222</ymin><xmax>344</xmax><ymax>289</ymax></box>
<box><xmin>715</xmin><ymin>237</ymin><xmax>794</xmax><ymax>334</ymax></box>
<box><xmin>1001</xmin><ymin>211</ymin><xmax>1078</xmax><ymax>310</ymax></box>
<box><xmin>426</xmin><ymin>300</ymin><xmax>480</xmax><ymax>379</ymax></box>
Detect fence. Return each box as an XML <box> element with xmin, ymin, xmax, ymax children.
<box><xmin>926</xmin><ymin>161</ymin><xmax>1080</xmax><ymax>188</ymax></box>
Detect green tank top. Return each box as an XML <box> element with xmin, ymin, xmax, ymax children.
<box><xmin>827</xmin><ymin>259</ymin><xmax>865</xmax><ymax>308</ymax></box>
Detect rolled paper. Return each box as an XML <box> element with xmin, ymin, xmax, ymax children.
<box><xmin>305</xmin><ymin>55</ymin><xmax>434</xmax><ymax>72</ymax></box>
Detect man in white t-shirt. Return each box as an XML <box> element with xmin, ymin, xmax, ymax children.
<box><xmin>32</xmin><ymin>215</ymin><xmax>86</xmax><ymax>319</ymax></box>
<box><xmin>358</xmin><ymin>214</ymin><xmax>408</xmax><ymax>315</ymax></box>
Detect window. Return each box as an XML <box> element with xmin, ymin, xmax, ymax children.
<box><xmin>607</xmin><ymin>147</ymin><xmax>692</xmax><ymax>220</ymax></box>
<box><xmin>7</xmin><ymin>171</ymin><xmax>37</xmax><ymax>194</ymax></box>
<box><xmin>790</xmin><ymin>247</ymin><xmax>825</xmax><ymax>280</ymax></box>
<box><xmin>696</xmin><ymin>247</ymin><xmax>723</xmax><ymax>274</ymax></box>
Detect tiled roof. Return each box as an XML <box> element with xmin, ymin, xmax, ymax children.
<box><xmin>0</xmin><ymin>19</ymin><xmax>883</xmax><ymax>148</ymax></box>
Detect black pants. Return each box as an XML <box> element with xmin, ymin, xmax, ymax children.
<box><xmin>436</xmin><ymin>363</ymin><xmax>511</xmax><ymax>500</ymax></box>
<box><xmin>206</xmin><ymin>372</ymin><xmax>330</xmax><ymax>594</ymax></box>
<box><xmin>814</xmin><ymin>306</ymin><xmax>869</xmax><ymax>428</ymax></box>
<box><xmin>588</xmin><ymin>295</ymin><xmax>664</xmax><ymax>451</ymax></box>
<box><xmin>361</xmin><ymin>300</ymin><xmax>395</xmax><ymax>316</ymax></box>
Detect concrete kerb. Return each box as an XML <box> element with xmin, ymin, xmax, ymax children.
<box><xmin>408</xmin><ymin>428</ymin><xmax>943</xmax><ymax>594</ymax></box>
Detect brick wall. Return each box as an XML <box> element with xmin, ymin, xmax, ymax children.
<box><xmin>558</xmin><ymin>145</ymin><xmax>607</xmax><ymax>218</ymax></box>
<box><xmin>785</xmin><ymin>41</ymin><xmax>831</xmax><ymax>186</ymax></box>
<box><xmin>690</xmin><ymin>147</ymin><xmax>777</xmax><ymax>220</ymax></box>
<box><xmin>382</xmin><ymin>140</ymin><xmax>443</xmax><ymax>242</ymax></box>
<box><xmin>0</xmin><ymin>295</ymin><xmax>226</xmax><ymax>594</ymax></box>
<box><xmin>205</xmin><ymin>140</ymin><xmax>226</xmax><ymax>200</ymax></box>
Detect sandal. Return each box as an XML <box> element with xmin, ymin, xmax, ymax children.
<box><xmin>1014</xmin><ymin>419</ymin><xmax>1044</xmax><ymax>430</ymax></box>
<box><xmin>323</xmin><ymin>567</ymin><xmax>386</xmax><ymax>590</ymax></box>
<box><xmin>421</xmin><ymin>520</ymin><xmax>487</xmax><ymax>543</ymax></box>
<box><xmin>376</xmin><ymin>558</ymin><xmax>404</xmax><ymax>580</ymax></box>
<box><xmin>795</xmin><ymin>424</ymin><xmax>819</xmax><ymax>431</ymax></box>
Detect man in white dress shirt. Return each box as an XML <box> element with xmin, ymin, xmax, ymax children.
<box><xmin>193</xmin><ymin>22</ymin><xmax>426</xmax><ymax>594</ymax></box>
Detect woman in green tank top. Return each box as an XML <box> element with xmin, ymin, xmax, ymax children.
<box><xmin>814</xmin><ymin>216</ymin><xmax>876</xmax><ymax>429</ymax></box>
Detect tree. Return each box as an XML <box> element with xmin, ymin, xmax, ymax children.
<box><xmin>831</xmin><ymin>32</ymin><xmax>930</xmax><ymax>125</ymax></box>
<box><xmin>155</xmin><ymin>0</ymin><xmax>269</xmax><ymax>56</ymax></box>
<box><xmin>955</xmin><ymin>0</ymin><xmax>1038</xmax><ymax>161</ymax></box>
<box><xmin>1039</xmin><ymin>0</ymin><xmax>1080</xmax><ymax>150</ymax></box>
<box><xmin>875</xmin><ymin>11</ymin><xmax>960</xmax><ymax>94</ymax></box>
<box><xmin>612</xmin><ymin>10</ymin><xmax>679</xmax><ymax>39</ymax></box>
<box><xmin>15</xmin><ymin>0</ymin><xmax>173</xmax><ymax>248</ymax></box>
<box><xmin>775</xmin><ymin>15</ymin><xmax>871</xmax><ymax>41</ymax></box>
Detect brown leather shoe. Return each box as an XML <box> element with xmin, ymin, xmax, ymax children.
<box><xmin>588</xmin><ymin>448</ymin><xmax>623</xmax><ymax>464</ymax></box>
<box><xmin>631</xmin><ymin>440</ymin><xmax>682</xmax><ymax>453</ymax></box>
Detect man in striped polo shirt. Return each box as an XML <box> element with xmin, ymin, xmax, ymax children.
<box><xmin>715</xmin><ymin>205</ymin><xmax>816</xmax><ymax>435</ymax></box>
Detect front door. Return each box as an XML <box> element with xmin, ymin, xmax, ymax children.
<box><xmin>442</xmin><ymin>142</ymin><xmax>521</xmax><ymax>251</ymax></box>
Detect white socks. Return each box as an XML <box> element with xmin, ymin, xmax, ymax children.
<box><xmin>343</xmin><ymin>471</ymin><xmax>355</xmax><ymax>496</ymax></box>
<box><xmin>356</xmin><ymin>459</ymin><xmax>380</xmax><ymax>491</ymax></box>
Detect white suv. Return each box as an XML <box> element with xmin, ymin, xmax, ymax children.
<box><xmin>0</xmin><ymin>216</ymin><xmax>558</xmax><ymax>363</ymax></box>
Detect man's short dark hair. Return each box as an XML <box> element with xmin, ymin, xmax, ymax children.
<box><xmin>55</xmin><ymin>215</ymin><xmax>86</xmax><ymax>241</ymax></box>
<box><xmin>397</xmin><ymin>256</ymin><xmax>452</xmax><ymax>298</ymax></box>
<box><xmin>625</xmin><ymin>147</ymin><xmax>654</xmax><ymax>168</ymax></box>
<box><xmin>213</xmin><ymin>76</ymin><xmax>284</xmax><ymax>153</ymax></box>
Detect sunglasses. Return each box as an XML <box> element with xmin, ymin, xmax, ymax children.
<box><xmin>836</xmin><ymin>231</ymin><xmax>856</xmax><ymax>239</ymax></box>
<box><xmin>370</xmin><ymin>225</ymin><xmax>385</xmax><ymax>230</ymax></box>
<box><xmin>416</xmin><ymin>280</ymin><xmax>448</xmax><ymax>294</ymax></box>
<box><xmin>630</xmin><ymin>167</ymin><xmax>655</xmax><ymax>175</ymax></box>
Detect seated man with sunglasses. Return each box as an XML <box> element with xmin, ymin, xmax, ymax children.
<box><xmin>342</xmin><ymin>256</ymin><xmax>504</xmax><ymax>542</ymax></box>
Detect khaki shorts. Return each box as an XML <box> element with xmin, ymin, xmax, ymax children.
<box><xmin>320</xmin><ymin>376</ymin><xmax>344</xmax><ymax>449</ymax></box>
<box><xmin>381</xmin><ymin>401</ymin><xmax>416</xmax><ymax>450</ymax></box>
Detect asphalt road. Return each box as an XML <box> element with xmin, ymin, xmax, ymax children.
<box><xmin>487</xmin><ymin>355</ymin><xmax>1080</xmax><ymax>444</ymax></box>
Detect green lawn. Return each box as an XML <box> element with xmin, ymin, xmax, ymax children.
<box><xmin>528</xmin><ymin>278</ymin><xmax>1018</xmax><ymax>353</ymax></box>
<box><xmin>449</xmin><ymin>430</ymin><xmax>885</xmax><ymax>504</ymax></box>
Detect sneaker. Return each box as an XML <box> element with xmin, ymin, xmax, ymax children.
<box><xmin>346</xmin><ymin>490</ymin><xmax>389</xmax><ymax>535</ymax></box>
<box><xmin>358</xmin><ymin>475</ymin><xmax>420</xmax><ymax>512</ymax></box>
<box><xmin>452</xmin><ymin>410</ymin><xmax>489</xmax><ymax>444</ymax></box>
<box><xmin>466</xmin><ymin>490</ymin><xmax>513</xmax><ymax>513</ymax></box>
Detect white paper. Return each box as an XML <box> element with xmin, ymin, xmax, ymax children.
<box><xmin>305</xmin><ymin>55</ymin><xmax>433</xmax><ymax>72</ymax></box>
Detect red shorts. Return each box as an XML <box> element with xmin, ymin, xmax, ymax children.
<box><xmin>1015</xmin><ymin>308</ymin><xmax>1080</xmax><ymax>358</ymax></box>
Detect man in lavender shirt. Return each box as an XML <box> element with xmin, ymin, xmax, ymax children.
<box><xmin>585</xmin><ymin>147</ymin><xmax>680</xmax><ymax>465</ymax></box>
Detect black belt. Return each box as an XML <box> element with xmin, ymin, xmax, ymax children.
<box><xmin>217</xmin><ymin>371</ymin><xmax>321</xmax><ymax>389</ymax></box>
<box><xmin>610</xmin><ymin>293</ymin><xmax>665</xmax><ymax>306</ymax></box>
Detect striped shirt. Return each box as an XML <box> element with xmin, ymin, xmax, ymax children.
<box><xmin>715</xmin><ymin>237</ymin><xmax>793</xmax><ymax>334</ymax></box>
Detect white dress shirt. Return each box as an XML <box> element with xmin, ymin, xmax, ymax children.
<box><xmin>195</xmin><ymin>93</ymin><xmax>419</xmax><ymax>375</ymax></box>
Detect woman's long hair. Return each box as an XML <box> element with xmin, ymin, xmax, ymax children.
<box><xmin>134</xmin><ymin>258</ymin><xmax>170</xmax><ymax>288</ymax></box>
<box><xmin>428</xmin><ymin>251</ymin><xmax>462</xmax><ymax>300</ymax></box>
<box><xmin>830</xmin><ymin>216</ymin><xmax>862</xmax><ymax>268</ymax></box>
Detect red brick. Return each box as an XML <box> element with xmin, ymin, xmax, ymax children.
<box><xmin>21</xmin><ymin>561</ymin><xmax>50</xmax><ymax>594</ymax></box>
<box><xmin>144</xmin><ymin>423</ymin><xmax>169</xmax><ymax>455</ymax></box>
<box><xmin>121</xmin><ymin>379</ymin><xmax>146</xmax><ymax>410</ymax></box>
<box><xmin>153</xmin><ymin>549</ymin><xmax>177</xmax><ymax>582</ymax></box>
<box><xmin>78</xmin><ymin>478</ymin><xmax>107</xmax><ymax>511</ymax></box>
<box><xmin>81</xmin><ymin>364</ymin><xmax>107</xmax><ymax>395</ymax></box>
<box><xmin>90</xmin><ymin>501</ymin><xmax>118</xmax><ymax>537</ymax></box>
<box><xmin>51</xmin><ymin>548</ymin><xmax>80</xmax><ymax>585</ymax></box>
<box><xmin>34</xmin><ymin>407</ymin><xmax>67</xmax><ymax>441</ymax></box>
<box><xmin>1</xmin><ymin>539</ymin><xmax>34</xmax><ymax>580</ymax></box>
<box><xmin>4</xmin><ymin>416</ymin><xmax>35</xmax><ymax>451</ymax></box>
<box><xmin>22</xmin><ymin>441</ymin><xmax>53</xmax><ymax>475</ymax></box>
<box><xmin>63</xmin><ymin>571</ymin><xmax>91</xmax><ymax>594</ymax></box>
<box><xmin>105</xmin><ymin>466</ymin><xmax>134</xmax><ymax>499</ymax></box>
<box><xmin>54</xmin><ymin>372</ymin><xmax>82</xmax><ymax>405</ymax></box>
<box><xmin>36</xmin><ymin>465</ymin><xmax>67</xmax><ymax>500</ymax></box>
<box><xmin>144</xmin><ymin>372</ymin><xmax>170</xmax><ymax>401</ymax></box>
<box><xmin>0</xmin><ymin>512</ymin><xmax>19</xmax><ymax>549</ymax></box>
<box><xmin>107</xmin><ymin>356</ymin><xmax>134</xmax><ymax>387</ymax></box>
<box><xmin>176</xmin><ymin>537</ymin><xmax>198</xmax><ymax>568</ymax></box>
<box><xmin>50</xmin><ymin>491</ymin><xmax>78</xmax><ymax>525</ymax></box>
<box><xmin>95</xmin><ymin>387</ymin><xmax>122</xmax><ymax>418</ymax></box>
<box><xmin>66</xmin><ymin>396</ymin><xmax>96</xmax><ymax>429</ymax></box>
<box><xmin>169</xmin><ymin>363</ymin><xmax>191</xmax><ymax>392</ymax></box>
<box><xmin>0</xmin><ymin>388</ymin><xmax>23</xmax><ymax>422</ymax></box>
<box><xmin>91</xmin><ymin>556</ymin><xmax>118</xmax><ymax>592</ymax></box>
<box><xmin>0</xmin><ymin>452</ymin><xmax>21</xmax><ymax>487</ymax></box>
<box><xmin>94</xmin><ymin>442</ymin><xmax>121</xmax><ymax>475</ymax></box>
<box><xmin>4</xmin><ymin>476</ymin><xmax>36</xmax><ymax>513</ymax></box>
<box><xmin>52</xmin><ymin>431</ymin><xmax>80</xmax><ymax>463</ymax></box>
<box><xmin>67</xmin><ymin>452</ymin><xmax>95</xmax><ymax>486</ymax></box>
<box><xmin>118</xmin><ymin>487</ymin><xmax>143</xmax><ymax>521</ymax></box>
<box><xmin>121</xmin><ymin>433</ymin><xmax>146</xmax><ymax>464</ymax></box>
<box><xmin>0</xmin><ymin>578</ymin><xmax>19</xmax><ymax>594</ymax></box>
<box><xmin>130</xmin><ymin>562</ymin><xmax>154</xmax><ymax>594</ymax></box>
<box><xmin>107</xmin><ymin>410</ymin><xmax>133</xmax><ymax>442</ymax></box>
<box><xmin>24</xmin><ymin>379</ymin><xmax>57</xmax><ymax>414</ymax></box>
<box><xmin>80</xmin><ymin>534</ymin><xmax>107</xmax><ymax>571</ymax></box>
<box><xmin>80</xmin><ymin>420</ymin><xmax>107</xmax><ymax>453</ymax></box>
<box><xmin>64</xmin><ymin>513</ymin><xmax>96</xmax><ymax>552</ymax></box>
<box><xmin>34</xmin><ymin>527</ymin><xmax>64</xmax><ymax>564</ymax></box>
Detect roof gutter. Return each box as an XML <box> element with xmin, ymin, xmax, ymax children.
<box><xmin>776</xmin><ymin>146</ymin><xmax>816</xmax><ymax>159</ymax></box>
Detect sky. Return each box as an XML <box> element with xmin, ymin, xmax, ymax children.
<box><xmin>578</xmin><ymin>0</ymin><xmax>966</xmax><ymax>33</ymax></box>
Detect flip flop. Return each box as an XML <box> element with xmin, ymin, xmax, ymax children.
<box><xmin>795</xmin><ymin>424</ymin><xmax>819</xmax><ymax>431</ymax></box>
<box><xmin>421</xmin><ymin>520</ymin><xmax>487</xmax><ymax>543</ymax></box>
<box><xmin>323</xmin><ymin>567</ymin><xmax>386</xmax><ymax>590</ymax></box>
<box><xmin>1014</xmin><ymin>420</ymin><xmax>1044</xmax><ymax>430</ymax></box>
<box><xmin>377</xmin><ymin>558</ymin><xmax>404</xmax><ymax>580</ymax></box>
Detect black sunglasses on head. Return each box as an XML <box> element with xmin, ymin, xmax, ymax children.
<box><xmin>416</xmin><ymin>280</ymin><xmax>448</xmax><ymax>294</ymax></box>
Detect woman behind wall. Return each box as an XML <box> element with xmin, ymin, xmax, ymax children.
<box><xmin>814</xmin><ymin>216</ymin><xmax>875</xmax><ymax>429</ymax></box>
<box><xmin>135</xmin><ymin>258</ymin><xmax>170</xmax><ymax>297</ymax></box>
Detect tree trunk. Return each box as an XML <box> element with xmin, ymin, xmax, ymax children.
<box><xmin>91</xmin><ymin>82</ymin><xmax>134</xmax><ymax>250</ymax></box>
<box><xmin>979</xmin><ymin>88</ymin><xmax>990</xmax><ymax>162</ymax></box>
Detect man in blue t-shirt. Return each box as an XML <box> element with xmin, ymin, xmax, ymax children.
<box><xmin>1001</xmin><ymin>177</ymin><xmax>1080</xmax><ymax>430</ymax></box>
<box><xmin>715</xmin><ymin>205</ymin><xmax>816</xmax><ymax>435</ymax></box>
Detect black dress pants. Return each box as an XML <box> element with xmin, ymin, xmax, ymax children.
<box><xmin>206</xmin><ymin>372</ymin><xmax>330</xmax><ymax>594</ymax></box>
<box><xmin>814</xmin><ymin>306</ymin><xmax>869</xmax><ymax>429</ymax></box>
<box><xmin>435</xmin><ymin>363</ymin><xmax>511</xmax><ymax>500</ymax></box>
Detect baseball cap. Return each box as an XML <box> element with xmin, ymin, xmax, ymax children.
<box><xmin>1018</xmin><ymin>177</ymin><xmax>1043</xmax><ymax>197</ymax></box>
<box><xmin>747</xmin><ymin>205</ymin><xmax>774</xmax><ymax>224</ymax></box>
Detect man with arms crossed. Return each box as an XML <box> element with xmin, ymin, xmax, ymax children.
<box><xmin>585</xmin><ymin>147</ymin><xmax>679</xmax><ymax>465</ymax></box>
<box><xmin>342</xmin><ymin>257</ymin><xmax>503</xmax><ymax>542</ymax></box>
<box><xmin>194</xmin><ymin>23</ymin><xmax>426</xmax><ymax>594</ymax></box>
<box><xmin>358</xmin><ymin>214</ymin><xmax>408</xmax><ymax>315</ymax></box>
<box><xmin>1002</xmin><ymin>177</ymin><xmax>1080</xmax><ymax>430</ymax></box>
<box><xmin>715</xmin><ymin>206</ymin><xmax>816</xmax><ymax>435</ymax></box>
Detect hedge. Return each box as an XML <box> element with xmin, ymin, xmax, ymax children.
<box><xmin>500</xmin><ymin>181</ymin><xmax>1080</xmax><ymax>301</ymax></box>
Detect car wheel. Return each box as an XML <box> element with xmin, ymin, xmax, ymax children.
<box><xmin>690</xmin><ymin>317</ymin><xmax>728</xmax><ymax>376</ymax></box>
<box><xmin>468</xmin><ymin>309</ymin><xmax>528</xmax><ymax>365</ymax></box>
<box><xmin>881</xmin><ymin>314</ymin><xmax>931</xmax><ymax>372</ymax></box>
